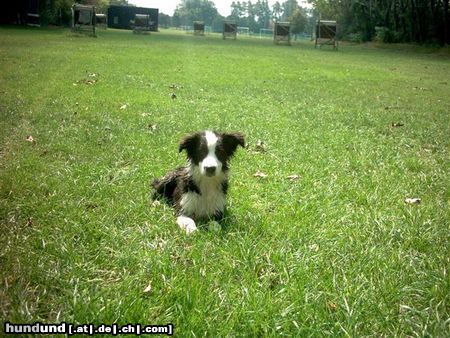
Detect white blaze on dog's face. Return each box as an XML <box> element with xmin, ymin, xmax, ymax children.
<box><xmin>200</xmin><ymin>131</ymin><xmax>221</xmax><ymax>177</ymax></box>
<box><xmin>179</xmin><ymin>130</ymin><xmax>245</xmax><ymax>178</ymax></box>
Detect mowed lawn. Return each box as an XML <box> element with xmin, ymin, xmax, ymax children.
<box><xmin>0</xmin><ymin>26</ymin><xmax>449</xmax><ymax>336</ymax></box>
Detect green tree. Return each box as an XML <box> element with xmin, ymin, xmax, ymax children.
<box><xmin>172</xmin><ymin>12</ymin><xmax>181</xmax><ymax>28</ymax></box>
<box><xmin>255</xmin><ymin>0</ymin><xmax>271</xmax><ymax>29</ymax></box>
<box><xmin>173</xmin><ymin>0</ymin><xmax>219</xmax><ymax>26</ymax></box>
<box><xmin>211</xmin><ymin>14</ymin><xmax>225</xmax><ymax>32</ymax></box>
<box><xmin>39</xmin><ymin>0</ymin><xmax>73</xmax><ymax>25</ymax></box>
<box><xmin>230</xmin><ymin>1</ymin><xmax>245</xmax><ymax>19</ymax></box>
<box><xmin>229</xmin><ymin>1</ymin><xmax>272</xmax><ymax>32</ymax></box>
<box><xmin>281</xmin><ymin>0</ymin><xmax>299</xmax><ymax>21</ymax></box>
<box><xmin>307</xmin><ymin>0</ymin><xmax>450</xmax><ymax>44</ymax></box>
<box><xmin>38</xmin><ymin>0</ymin><xmax>113</xmax><ymax>25</ymax></box>
<box><xmin>158</xmin><ymin>13</ymin><xmax>171</xmax><ymax>28</ymax></box>
<box><xmin>289</xmin><ymin>8</ymin><xmax>307</xmax><ymax>37</ymax></box>
<box><xmin>109</xmin><ymin>0</ymin><xmax>129</xmax><ymax>5</ymax></box>
<box><xmin>272</xmin><ymin>1</ymin><xmax>282</xmax><ymax>20</ymax></box>
<box><xmin>245</xmin><ymin>1</ymin><xmax>258</xmax><ymax>31</ymax></box>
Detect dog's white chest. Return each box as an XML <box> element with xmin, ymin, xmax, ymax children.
<box><xmin>180</xmin><ymin>186</ymin><xmax>226</xmax><ymax>219</ymax></box>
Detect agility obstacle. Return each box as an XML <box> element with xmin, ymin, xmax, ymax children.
<box><xmin>223</xmin><ymin>20</ymin><xmax>237</xmax><ymax>40</ymax></box>
<box><xmin>274</xmin><ymin>22</ymin><xmax>291</xmax><ymax>45</ymax></box>
<box><xmin>315</xmin><ymin>20</ymin><xmax>338</xmax><ymax>49</ymax></box>
<box><xmin>193</xmin><ymin>21</ymin><xmax>205</xmax><ymax>36</ymax></box>
<box><xmin>72</xmin><ymin>4</ymin><xmax>96</xmax><ymax>36</ymax></box>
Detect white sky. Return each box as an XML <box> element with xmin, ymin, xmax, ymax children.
<box><xmin>128</xmin><ymin>0</ymin><xmax>311</xmax><ymax>16</ymax></box>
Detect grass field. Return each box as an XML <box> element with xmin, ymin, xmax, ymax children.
<box><xmin>0</xmin><ymin>26</ymin><xmax>449</xmax><ymax>336</ymax></box>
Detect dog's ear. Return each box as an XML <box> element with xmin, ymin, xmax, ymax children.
<box><xmin>179</xmin><ymin>132</ymin><xmax>200</xmax><ymax>153</ymax></box>
<box><xmin>221</xmin><ymin>132</ymin><xmax>245</xmax><ymax>156</ymax></box>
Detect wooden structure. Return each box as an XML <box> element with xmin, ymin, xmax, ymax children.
<box><xmin>133</xmin><ymin>13</ymin><xmax>151</xmax><ymax>33</ymax></box>
<box><xmin>26</xmin><ymin>0</ymin><xmax>40</xmax><ymax>27</ymax></box>
<box><xmin>107</xmin><ymin>5</ymin><xmax>158</xmax><ymax>31</ymax></box>
<box><xmin>315</xmin><ymin>20</ymin><xmax>338</xmax><ymax>49</ymax></box>
<box><xmin>95</xmin><ymin>13</ymin><xmax>107</xmax><ymax>29</ymax></box>
<box><xmin>193</xmin><ymin>21</ymin><xmax>205</xmax><ymax>36</ymax></box>
<box><xmin>72</xmin><ymin>4</ymin><xmax>96</xmax><ymax>36</ymax></box>
<box><xmin>274</xmin><ymin>22</ymin><xmax>291</xmax><ymax>45</ymax></box>
<box><xmin>223</xmin><ymin>20</ymin><xmax>237</xmax><ymax>40</ymax></box>
<box><xmin>27</xmin><ymin>13</ymin><xmax>40</xmax><ymax>27</ymax></box>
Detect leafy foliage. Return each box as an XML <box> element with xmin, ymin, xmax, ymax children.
<box><xmin>173</xmin><ymin>0</ymin><xmax>219</xmax><ymax>26</ymax></box>
<box><xmin>289</xmin><ymin>8</ymin><xmax>307</xmax><ymax>35</ymax></box>
<box><xmin>37</xmin><ymin>0</ymin><xmax>115</xmax><ymax>25</ymax></box>
<box><xmin>165</xmin><ymin>0</ymin><xmax>310</xmax><ymax>34</ymax></box>
<box><xmin>308</xmin><ymin>0</ymin><xmax>450</xmax><ymax>44</ymax></box>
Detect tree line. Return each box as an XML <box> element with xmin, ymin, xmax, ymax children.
<box><xmin>160</xmin><ymin>0</ymin><xmax>450</xmax><ymax>44</ymax></box>
<box><xmin>309</xmin><ymin>0</ymin><xmax>450</xmax><ymax>45</ymax></box>
<box><xmin>5</xmin><ymin>0</ymin><xmax>130</xmax><ymax>26</ymax></box>
<box><xmin>10</xmin><ymin>0</ymin><xmax>308</xmax><ymax>35</ymax></box>
<box><xmin>159</xmin><ymin>0</ymin><xmax>310</xmax><ymax>36</ymax></box>
<box><xmin>4</xmin><ymin>0</ymin><xmax>448</xmax><ymax>44</ymax></box>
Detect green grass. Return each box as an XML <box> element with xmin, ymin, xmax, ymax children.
<box><xmin>0</xmin><ymin>26</ymin><xmax>449</xmax><ymax>336</ymax></box>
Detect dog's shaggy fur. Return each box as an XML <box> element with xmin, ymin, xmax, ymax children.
<box><xmin>152</xmin><ymin>130</ymin><xmax>245</xmax><ymax>233</ymax></box>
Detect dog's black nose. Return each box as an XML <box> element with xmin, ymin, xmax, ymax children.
<box><xmin>204</xmin><ymin>166</ymin><xmax>216</xmax><ymax>175</ymax></box>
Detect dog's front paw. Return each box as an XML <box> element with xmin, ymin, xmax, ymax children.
<box><xmin>177</xmin><ymin>216</ymin><xmax>197</xmax><ymax>234</ymax></box>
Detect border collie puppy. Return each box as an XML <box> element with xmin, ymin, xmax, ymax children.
<box><xmin>152</xmin><ymin>131</ymin><xmax>245</xmax><ymax>234</ymax></box>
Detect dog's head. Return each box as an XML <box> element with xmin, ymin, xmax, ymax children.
<box><xmin>179</xmin><ymin>131</ymin><xmax>245</xmax><ymax>177</ymax></box>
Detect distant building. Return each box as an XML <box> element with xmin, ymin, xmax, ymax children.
<box><xmin>0</xmin><ymin>0</ymin><xmax>39</xmax><ymax>25</ymax></box>
<box><xmin>107</xmin><ymin>5</ymin><xmax>158</xmax><ymax>31</ymax></box>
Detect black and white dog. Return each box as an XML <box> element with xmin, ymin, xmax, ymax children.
<box><xmin>152</xmin><ymin>131</ymin><xmax>245</xmax><ymax>234</ymax></box>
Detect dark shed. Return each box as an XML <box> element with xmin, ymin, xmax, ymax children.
<box><xmin>107</xmin><ymin>5</ymin><xmax>158</xmax><ymax>31</ymax></box>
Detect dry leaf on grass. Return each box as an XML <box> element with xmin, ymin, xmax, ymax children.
<box><xmin>148</xmin><ymin>123</ymin><xmax>158</xmax><ymax>131</ymax></box>
<box><xmin>120</xmin><ymin>104</ymin><xmax>128</xmax><ymax>110</ymax></box>
<box><xmin>73</xmin><ymin>74</ymin><xmax>98</xmax><ymax>86</ymax></box>
<box><xmin>254</xmin><ymin>140</ymin><xmax>267</xmax><ymax>152</ymax></box>
<box><xmin>169</xmin><ymin>83</ymin><xmax>183</xmax><ymax>89</ymax></box>
<box><xmin>143</xmin><ymin>282</ymin><xmax>152</xmax><ymax>293</ymax></box>
<box><xmin>85</xmin><ymin>203</ymin><xmax>98</xmax><ymax>210</ymax></box>
<box><xmin>405</xmin><ymin>197</ymin><xmax>421</xmax><ymax>204</ymax></box>
<box><xmin>287</xmin><ymin>174</ymin><xmax>300</xmax><ymax>181</ymax></box>
<box><xmin>26</xmin><ymin>135</ymin><xmax>36</xmax><ymax>145</ymax></box>
<box><xmin>151</xmin><ymin>200</ymin><xmax>161</xmax><ymax>207</ymax></box>
<box><xmin>309</xmin><ymin>244</ymin><xmax>319</xmax><ymax>252</ymax></box>
<box><xmin>254</xmin><ymin>170</ymin><xmax>268</xmax><ymax>178</ymax></box>
<box><xmin>391</xmin><ymin>122</ymin><xmax>404</xmax><ymax>127</ymax></box>
<box><xmin>327</xmin><ymin>301</ymin><xmax>337</xmax><ymax>311</ymax></box>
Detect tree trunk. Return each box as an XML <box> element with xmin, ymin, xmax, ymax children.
<box><xmin>443</xmin><ymin>0</ymin><xmax>450</xmax><ymax>44</ymax></box>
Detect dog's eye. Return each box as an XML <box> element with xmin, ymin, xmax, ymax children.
<box><xmin>215</xmin><ymin>147</ymin><xmax>228</xmax><ymax>162</ymax></box>
<box><xmin>200</xmin><ymin>141</ymin><xmax>209</xmax><ymax>156</ymax></box>
<box><xmin>190</xmin><ymin>142</ymin><xmax>208</xmax><ymax>164</ymax></box>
